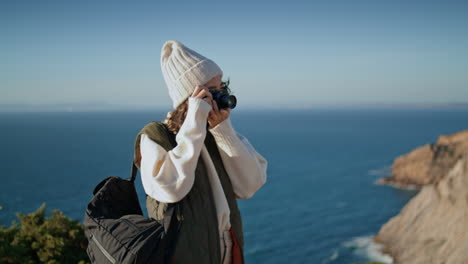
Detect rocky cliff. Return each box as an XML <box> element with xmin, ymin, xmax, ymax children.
<box><xmin>379</xmin><ymin>130</ymin><xmax>468</xmax><ymax>188</ymax></box>
<box><xmin>374</xmin><ymin>155</ymin><xmax>468</xmax><ymax>264</ymax></box>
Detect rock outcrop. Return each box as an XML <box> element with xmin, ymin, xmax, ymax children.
<box><xmin>374</xmin><ymin>154</ymin><xmax>468</xmax><ymax>264</ymax></box>
<box><xmin>379</xmin><ymin>130</ymin><xmax>468</xmax><ymax>188</ymax></box>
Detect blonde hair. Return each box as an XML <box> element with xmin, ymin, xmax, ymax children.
<box><xmin>164</xmin><ymin>97</ymin><xmax>189</xmax><ymax>135</ymax></box>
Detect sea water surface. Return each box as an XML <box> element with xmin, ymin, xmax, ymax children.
<box><xmin>1</xmin><ymin>108</ymin><xmax>467</xmax><ymax>263</ymax></box>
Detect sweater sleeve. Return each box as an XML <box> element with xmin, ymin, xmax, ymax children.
<box><xmin>139</xmin><ymin>97</ymin><xmax>212</xmax><ymax>203</ymax></box>
<box><xmin>208</xmin><ymin>117</ymin><xmax>268</xmax><ymax>199</ymax></box>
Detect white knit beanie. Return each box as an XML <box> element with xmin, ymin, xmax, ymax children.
<box><xmin>160</xmin><ymin>40</ymin><xmax>223</xmax><ymax>109</ymax></box>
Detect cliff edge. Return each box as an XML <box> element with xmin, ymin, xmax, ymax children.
<box><xmin>379</xmin><ymin>130</ymin><xmax>468</xmax><ymax>188</ymax></box>
<box><xmin>374</xmin><ymin>153</ymin><xmax>468</xmax><ymax>264</ymax></box>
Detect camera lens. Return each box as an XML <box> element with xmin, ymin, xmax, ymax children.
<box><xmin>210</xmin><ymin>90</ymin><xmax>237</xmax><ymax>110</ymax></box>
<box><xmin>227</xmin><ymin>95</ymin><xmax>237</xmax><ymax>109</ymax></box>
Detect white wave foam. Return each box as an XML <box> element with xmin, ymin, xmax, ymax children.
<box><xmin>374</xmin><ymin>179</ymin><xmax>420</xmax><ymax>191</ymax></box>
<box><xmin>321</xmin><ymin>250</ymin><xmax>339</xmax><ymax>264</ymax></box>
<box><xmin>343</xmin><ymin>235</ymin><xmax>393</xmax><ymax>264</ymax></box>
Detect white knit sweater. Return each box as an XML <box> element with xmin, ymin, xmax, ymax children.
<box><xmin>139</xmin><ymin>97</ymin><xmax>268</xmax><ymax>236</ymax></box>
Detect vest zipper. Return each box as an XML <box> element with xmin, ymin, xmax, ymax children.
<box><xmin>91</xmin><ymin>234</ymin><xmax>116</xmax><ymax>264</ymax></box>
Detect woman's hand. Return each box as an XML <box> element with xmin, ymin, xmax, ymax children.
<box><xmin>208</xmin><ymin>99</ymin><xmax>230</xmax><ymax>128</ymax></box>
<box><xmin>191</xmin><ymin>85</ymin><xmax>213</xmax><ymax>107</ymax></box>
<box><xmin>190</xmin><ymin>85</ymin><xmax>230</xmax><ymax>128</ymax></box>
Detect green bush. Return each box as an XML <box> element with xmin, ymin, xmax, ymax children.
<box><xmin>0</xmin><ymin>203</ymin><xmax>90</xmax><ymax>264</ymax></box>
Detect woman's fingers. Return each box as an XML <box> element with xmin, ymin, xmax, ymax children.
<box><xmin>208</xmin><ymin>103</ymin><xmax>231</xmax><ymax>128</ymax></box>
<box><xmin>200</xmin><ymin>90</ymin><xmax>213</xmax><ymax>106</ymax></box>
<box><xmin>221</xmin><ymin>108</ymin><xmax>230</xmax><ymax>116</ymax></box>
<box><xmin>191</xmin><ymin>85</ymin><xmax>214</xmax><ymax>106</ymax></box>
<box><xmin>191</xmin><ymin>85</ymin><xmax>202</xmax><ymax>97</ymax></box>
<box><xmin>219</xmin><ymin>109</ymin><xmax>229</xmax><ymax>120</ymax></box>
<box><xmin>194</xmin><ymin>86</ymin><xmax>211</xmax><ymax>99</ymax></box>
<box><xmin>212</xmin><ymin>99</ymin><xmax>219</xmax><ymax>113</ymax></box>
<box><xmin>201</xmin><ymin>89</ymin><xmax>213</xmax><ymax>100</ymax></box>
<box><xmin>192</xmin><ymin>85</ymin><xmax>209</xmax><ymax>98</ymax></box>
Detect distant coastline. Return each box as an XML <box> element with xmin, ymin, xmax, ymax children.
<box><xmin>1</xmin><ymin>101</ymin><xmax>468</xmax><ymax>113</ymax></box>
<box><xmin>0</xmin><ymin>102</ymin><xmax>166</xmax><ymax>113</ymax></box>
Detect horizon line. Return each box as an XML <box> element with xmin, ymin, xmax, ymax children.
<box><xmin>1</xmin><ymin>101</ymin><xmax>468</xmax><ymax>113</ymax></box>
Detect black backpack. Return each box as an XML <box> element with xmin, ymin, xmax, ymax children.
<box><xmin>83</xmin><ymin>124</ymin><xmax>183</xmax><ymax>263</ymax></box>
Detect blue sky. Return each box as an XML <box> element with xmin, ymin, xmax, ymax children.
<box><xmin>1</xmin><ymin>0</ymin><xmax>468</xmax><ymax>110</ymax></box>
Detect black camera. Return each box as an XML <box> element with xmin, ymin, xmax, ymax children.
<box><xmin>210</xmin><ymin>89</ymin><xmax>237</xmax><ymax>109</ymax></box>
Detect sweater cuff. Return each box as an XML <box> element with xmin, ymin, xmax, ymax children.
<box><xmin>187</xmin><ymin>97</ymin><xmax>212</xmax><ymax>117</ymax></box>
<box><xmin>185</xmin><ymin>97</ymin><xmax>212</xmax><ymax>130</ymax></box>
<box><xmin>175</xmin><ymin>97</ymin><xmax>212</xmax><ymax>143</ymax></box>
<box><xmin>209</xmin><ymin>117</ymin><xmax>241</xmax><ymax>154</ymax></box>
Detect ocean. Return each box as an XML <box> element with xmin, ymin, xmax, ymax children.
<box><xmin>1</xmin><ymin>108</ymin><xmax>467</xmax><ymax>263</ymax></box>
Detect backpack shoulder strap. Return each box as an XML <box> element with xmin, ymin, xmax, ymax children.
<box><xmin>130</xmin><ymin>121</ymin><xmax>176</xmax><ymax>182</ymax></box>
<box><xmin>143</xmin><ymin>121</ymin><xmax>177</xmax><ymax>151</ymax></box>
<box><xmin>131</xmin><ymin>121</ymin><xmax>184</xmax><ymax>240</ymax></box>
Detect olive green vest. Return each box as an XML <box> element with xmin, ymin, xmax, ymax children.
<box><xmin>133</xmin><ymin>121</ymin><xmax>245</xmax><ymax>263</ymax></box>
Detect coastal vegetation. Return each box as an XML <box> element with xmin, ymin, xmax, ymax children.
<box><xmin>0</xmin><ymin>203</ymin><xmax>90</xmax><ymax>264</ymax></box>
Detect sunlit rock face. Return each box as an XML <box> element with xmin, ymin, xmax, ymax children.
<box><xmin>379</xmin><ymin>130</ymin><xmax>468</xmax><ymax>188</ymax></box>
<box><xmin>375</xmin><ymin>154</ymin><xmax>468</xmax><ymax>264</ymax></box>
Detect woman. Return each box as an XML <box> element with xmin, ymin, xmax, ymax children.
<box><xmin>137</xmin><ymin>40</ymin><xmax>268</xmax><ymax>264</ymax></box>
